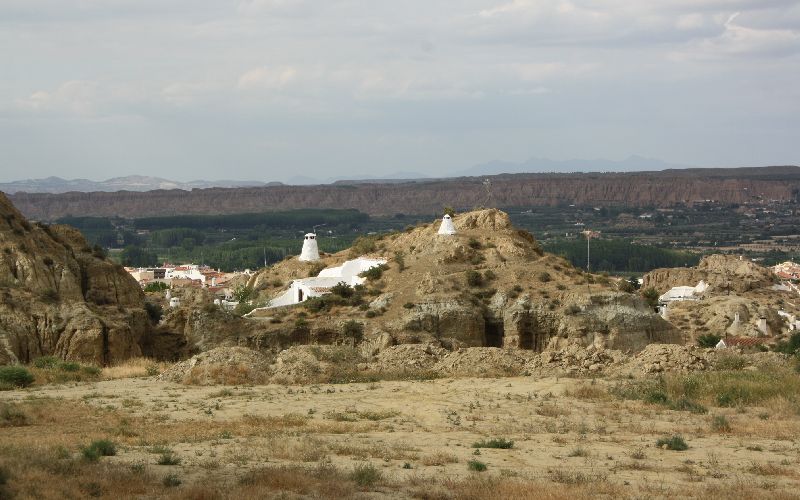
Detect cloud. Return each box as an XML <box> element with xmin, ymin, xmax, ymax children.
<box><xmin>15</xmin><ymin>80</ymin><xmax>99</xmax><ymax>116</ymax></box>
<box><xmin>671</xmin><ymin>11</ymin><xmax>800</xmax><ymax>60</ymax></box>
<box><xmin>1</xmin><ymin>0</ymin><xmax>798</xmax><ymax>181</ymax></box>
<box><xmin>237</xmin><ymin>66</ymin><xmax>298</xmax><ymax>90</ymax></box>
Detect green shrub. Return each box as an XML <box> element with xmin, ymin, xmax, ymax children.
<box><xmin>60</xmin><ymin>362</ymin><xmax>81</xmax><ymax>372</ymax></box>
<box><xmin>342</xmin><ymin>320</ymin><xmax>364</xmax><ymax>346</ymax></box>
<box><xmin>359</xmin><ymin>264</ymin><xmax>388</xmax><ymax>281</ymax></box>
<box><xmin>483</xmin><ymin>270</ymin><xmax>496</xmax><ymax>281</ymax></box>
<box><xmin>0</xmin><ymin>402</ymin><xmax>28</xmax><ymax>426</ymax></box>
<box><xmin>365</xmin><ymin>310</ymin><xmax>377</xmax><ymax>318</ymax></box>
<box><xmin>468</xmin><ymin>238</ymin><xmax>482</xmax><ymax>250</ymax></box>
<box><xmin>32</xmin><ymin>356</ymin><xmax>60</xmax><ymax>369</ymax></box>
<box><xmin>668</xmin><ymin>397</ymin><xmax>707</xmax><ymax>414</ymax></box>
<box><xmin>716</xmin><ymin>354</ymin><xmax>747</xmax><ymax>370</ymax></box>
<box><xmin>163</xmin><ymin>474</ymin><xmax>181</xmax><ymax>487</ymax></box>
<box><xmin>143</xmin><ymin>282</ymin><xmax>169</xmax><ymax>293</ymax></box>
<box><xmin>472</xmin><ymin>437</ymin><xmax>514</xmax><ymax>449</ymax></box>
<box><xmin>86</xmin><ymin>439</ymin><xmax>117</xmax><ymax>457</ymax></box>
<box><xmin>697</xmin><ymin>334</ymin><xmax>721</xmax><ymax>348</ymax></box>
<box><xmin>711</xmin><ymin>415</ymin><xmax>731</xmax><ymax>432</ymax></box>
<box><xmin>350</xmin><ymin>462</ymin><xmax>381</xmax><ymax>487</ymax></box>
<box><xmin>641</xmin><ymin>287</ymin><xmax>659</xmax><ymax>308</ymax></box>
<box><xmin>157</xmin><ymin>452</ymin><xmax>181</xmax><ymax>465</ymax></box>
<box><xmin>394</xmin><ymin>251</ymin><xmax>406</xmax><ymax>271</ymax></box>
<box><xmin>656</xmin><ymin>435</ymin><xmax>688</xmax><ymax>451</ymax></box>
<box><xmin>330</xmin><ymin>282</ymin><xmax>355</xmax><ymax>298</ymax></box>
<box><xmin>465</xmin><ymin>270</ymin><xmax>483</xmax><ymax>287</ymax></box>
<box><xmin>403</xmin><ymin>302</ymin><xmax>415</xmax><ymax>309</ymax></box>
<box><xmin>467</xmin><ymin>459</ymin><xmax>487</xmax><ymax>472</ymax></box>
<box><xmin>0</xmin><ymin>366</ymin><xmax>35</xmax><ymax>388</ymax></box>
<box><xmin>82</xmin><ymin>365</ymin><xmax>101</xmax><ymax>376</ymax></box>
<box><xmin>617</xmin><ymin>279</ymin><xmax>635</xmax><ymax>293</ymax></box>
<box><xmin>537</xmin><ymin>272</ymin><xmax>552</xmax><ymax>282</ymax></box>
<box><xmin>81</xmin><ymin>446</ymin><xmax>101</xmax><ymax>462</ymax></box>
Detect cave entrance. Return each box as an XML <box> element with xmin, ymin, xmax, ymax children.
<box><xmin>485</xmin><ymin>320</ymin><xmax>505</xmax><ymax>347</ymax></box>
<box><xmin>532</xmin><ymin>331</ymin><xmax>548</xmax><ymax>352</ymax></box>
<box><xmin>519</xmin><ymin>329</ymin><xmax>533</xmax><ymax>350</ymax></box>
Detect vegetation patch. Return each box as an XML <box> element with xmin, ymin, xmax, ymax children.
<box><xmin>656</xmin><ymin>435</ymin><xmax>688</xmax><ymax>451</ymax></box>
<box><xmin>0</xmin><ymin>366</ymin><xmax>35</xmax><ymax>389</ymax></box>
<box><xmin>472</xmin><ymin>437</ymin><xmax>514</xmax><ymax>449</ymax></box>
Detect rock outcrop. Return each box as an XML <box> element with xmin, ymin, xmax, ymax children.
<box><xmin>0</xmin><ymin>193</ymin><xmax>150</xmax><ymax>365</ymax></box>
<box><xmin>643</xmin><ymin>254</ymin><xmax>775</xmax><ymax>294</ymax></box>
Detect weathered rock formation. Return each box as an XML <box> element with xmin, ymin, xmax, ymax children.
<box><xmin>644</xmin><ymin>254</ymin><xmax>796</xmax><ymax>342</ymax></box>
<box><xmin>0</xmin><ymin>193</ymin><xmax>150</xmax><ymax>365</ymax></box>
<box><xmin>643</xmin><ymin>254</ymin><xmax>776</xmax><ymax>294</ymax></box>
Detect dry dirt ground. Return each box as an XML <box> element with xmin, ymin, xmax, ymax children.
<box><xmin>2</xmin><ymin>372</ymin><xmax>800</xmax><ymax>499</ymax></box>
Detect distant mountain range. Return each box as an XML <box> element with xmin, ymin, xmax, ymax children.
<box><xmin>0</xmin><ymin>175</ymin><xmax>278</xmax><ymax>194</ymax></box>
<box><xmin>0</xmin><ymin>156</ymin><xmax>696</xmax><ymax>193</ymax></box>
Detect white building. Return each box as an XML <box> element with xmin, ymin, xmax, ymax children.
<box><xmin>165</xmin><ymin>264</ymin><xmax>206</xmax><ymax>284</ymax></box>
<box><xmin>299</xmin><ymin>233</ymin><xmax>320</xmax><ymax>262</ymax></box>
<box><xmin>438</xmin><ymin>214</ymin><xmax>457</xmax><ymax>235</ymax></box>
<box><xmin>659</xmin><ymin>280</ymin><xmax>709</xmax><ymax>304</ymax></box>
<box><xmin>264</xmin><ymin>257</ymin><xmax>387</xmax><ymax>309</ymax></box>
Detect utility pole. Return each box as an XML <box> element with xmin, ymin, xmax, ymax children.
<box><xmin>582</xmin><ymin>230</ymin><xmax>593</xmax><ymax>273</ymax></box>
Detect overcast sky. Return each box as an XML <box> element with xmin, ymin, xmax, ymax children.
<box><xmin>1</xmin><ymin>0</ymin><xmax>799</xmax><ymax>182</ymax></box>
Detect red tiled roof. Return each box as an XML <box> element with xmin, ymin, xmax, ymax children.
<box><xmin>724</xmin><ymin>337</ymin><xmax>767</xmax><ymax>347</ymax></box>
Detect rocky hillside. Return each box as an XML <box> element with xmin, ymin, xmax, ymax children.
<box><xmin>0</xmin><ymin>193</ymin><xmax>151</xmax><ymax>365</ymax></box>
<box><xmin>236</xmin><ymin>209</ymin><xmax>679</xmax><ymax>355</ymax></box>
<box><xmin>9</xmin><ymin>166</ymin><xmax>800</xmax><ymax>219</ymax></box>
<box><xmin>643</xmin><ymin>254</ymin><xmax>776</xmax><ymax>294</ymax></box>
<box><xmin>643</xmin><ymin>255</ymin><xmax>796</xmax><ymax>342</ymax></box>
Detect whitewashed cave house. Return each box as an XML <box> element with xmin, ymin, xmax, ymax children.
<box><xmin>258</xmin><ymin>232</ymin><xmax>386</xmax><ymax>309</ymax></box>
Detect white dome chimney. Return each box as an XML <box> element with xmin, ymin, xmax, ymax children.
<box><xmin>299</xmin><ymin>233</ymin><xmax>320</xmax><ymax>261</ymax></box>
<box><xmin>438</xmin><ymin>214</ymin><xmax>457</xmax><ymax>235</ymax></box>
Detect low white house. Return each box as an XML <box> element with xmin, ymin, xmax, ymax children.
<box><xmin>265</xmin><ymin>257</ymin><xmax>387</xmax><ymax>309</ymax></box>
<box><xmin>165</xmin><ymin>264</ymin><xmax>206</xmax><ymax>284</ymax></box>
<box><xmin>659</xmin><ymin>280</ymin><xmax>708</xmax><ymax>304</ymax></box>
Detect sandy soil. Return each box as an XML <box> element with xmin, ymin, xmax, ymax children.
<box><xmin>3</xmin><ymin>374</ymin><xmax>799</xmax><ymax>498</ymax></box>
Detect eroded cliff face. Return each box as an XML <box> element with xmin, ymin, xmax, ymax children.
<box><xmin>0</xmin><ymin>193</ymin><xmax>150</xmax><ymax>365</ymax></box>
<box><xmin>10</xmin><ymin>167</ymin><xmax>800</xmax><ymax>219</ymax></box>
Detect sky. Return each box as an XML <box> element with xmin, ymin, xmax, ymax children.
<box><xmin>1</xmin><ymin>0</ymin><xmax>799</xmax><ymax>183</ymax></box>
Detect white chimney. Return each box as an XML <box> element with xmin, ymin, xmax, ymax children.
<box><xmin>299</xmin><ymin>233</ymin><xmax>320</xmax><ymax>261</ymax></box>
<box><xmin>757</xmin><ymin>317</ymin><xmax>769</xmax><ymax>336</ymax></box>
<box><xmin>438</xmin><ymin>214</ymin><xmax>457</xmax><ymax>235</ymax></box>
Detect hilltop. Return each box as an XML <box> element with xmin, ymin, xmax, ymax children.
<box><xmin>235</xmin><ymin>208</ymin><xmax>678</xmax><ymax>358</ymax></box>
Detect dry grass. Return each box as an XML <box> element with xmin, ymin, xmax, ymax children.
<box><xmin>564</xmin><ymin>382</ymin><xmax>609</xmax><ymax>400</ymax></box>
<box><xmin>4</xmin><ymin>370</ymin><xmax>800</xmax><ymax>499</ymax></box>
<box><xmin>101</xmin><ymin>358</ymin><xmax>168</xmax><ymax>380</ymax></box>
<box><xmin>421</xmin><ymin>451</ymin><xmax>459</xmax><ymax>466</ymax></box>
<box><xmin>183</xmin><ymin>363</ymin><xmax>270</xmax><ymax>385</ymax></box>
